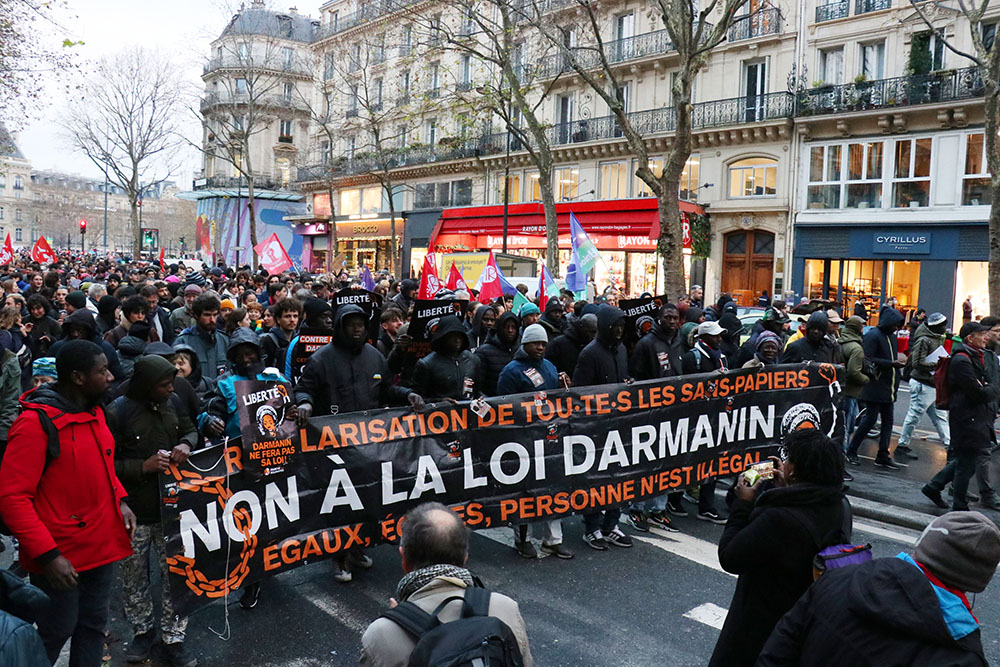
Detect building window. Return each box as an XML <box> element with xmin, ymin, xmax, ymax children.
<box><xmin>807</xmin><ymin>141</ymin><xmax>883</xmax><ymax>209</ymax></box>
<box><xmin>282</xmin><ymin>47</ymin><xmax>294</xmax><ymax>69</ymax></box>
<box><xmin>525</xmin><ymin>171</ymin><xmax>541</xmax><ymax>201</ymax></box>
<box><xmin>680</xmin><ymin>154</ymin><xmax>700</xmax><ymax>201</ymax></box>
<box><xmin>496</xmin><ymin>172</ymin><xmax>522</xmax><ymax>204</ymax></box>
<box><xmin>347</xmin><ymin>136</ymin><xmax>356</xmax><ymax>158</ymax></box>
<box><xmin>321</xmin><ymin>140</ymin><xmax>331</xmax><ymax>163</ymax></box>
<box><xmin>819</xmin><ymin>47</ymin><xmax>844</xmax><ymax>84</ymax></box>
<box><xmin>233</xmin><ymin>114</ymin><xmax>245</xmax><ymax>131</ymax></box>
<box><xmin>893</xmin><ymin>137</ymin><xmax>931</xmax><ymax>207</ymax></box>
<box><xmin>911</xmin><ymin>31</ymin><xmax>945</xmax><ymax>74</ymax></box>
<box><xmin>728</xmin><ymin>157</ymin><xmax>777</xmax><ymax>197</ymax></box>
<box><xmin>235</xmin><ymin>78</ymin><xmax>247</xmax><ymax>94</ymax></box>
<box><xmin>14</xmin><ymin>209</ymin><xmax>21</xmax><ymax>222</ymax></box>
<box><xmin>860</xmin><ymin>41</ymin><xmax>885</xmax><ymax>80</ymax></box>
<box><xmin>555</xmin><ymin>166</ymin><xmax>579</xmax><ymax>201</ymax></box>
<box><xmin>426</xmin><ymin>118</ymin><xmax>437</xmax><ymax>145</ymax></box>
<box><xmin>0</xmin><ymin>174</ymin><xmax>4</xmax><ymax>189</ymax></box>
<box><xmin>0</xmin><ymin>207</ymin><xmax>4</xmax><ymax>220</ymax></box>
<box><xmin>324</xmin><ymin>53</ymin><xmax>336</xmax><ymax>80</ymax></box>
<box><xmin>599</xmin><ymin>161</ymin><xmax>629</xmax><ymax>199</ymax></box>
<box><xmin>634</xmin><ymin>158</ymin><xmax>664</xmax><ymax>197</ymax></box>
<box><xmin>460</xmin><ymin>55</ymin><xmax>471</xmax><ymax>87</ymax></box>
<box><xmin>451</xmin><ymin>179</ymin><xmax>472</xmax><ymax>206</ymax></box>
<box><xmin>14</xmin><ymin>228</ymin><xmax>21</xmax><ymax>242</ymax></box>
<box><xmin>283</xmin><ymin>82</ymin><xmax>294</xmax><ymax>103</ymax></box>
<box><xmin>330</xmin><ymin>10</ymin><xmax>339</xmax><ymax>29</ymax></box>
<box><xmin>276</xmin><ymin>158</ymin><xmax>291</xmax><ymax>185</ymax></box>
<box><xmin>237</xmin><ymin>42</ymin><xmax>250</xmax><ymax>59</ymax></box>
<box><xmin>279</xmin><ymin>119</ymin><xmax>293</xmax><ymax>139</ymax></box>
<box><xmin>983</xmin><ymin>23</ymin><xmax>996</xmax><ymax>52</ymax></box>
<box><xmin>398</xmin><ymin>125</ymin><xmax>408</xmax><ymax>149</ymax></box>
<box><xmin>963</xmin><ymin>132</ymin><xmax>990</xmax><ymax>205</ymax></box>
<box><xmin>429</xmin><ymin>62</ymin><xmax>440</xmax><ymax>95</ymax></box>
<box><xmin>415</xmin><ymin>183</ymin><xmax>435</xmax><ymax>208</ymax></box>
<box><xmin>373</xmin><ymin>78</ymin><xmax>383</xmax><ymax>108</ymax></box>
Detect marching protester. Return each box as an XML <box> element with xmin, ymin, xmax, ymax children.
<box><xmin>260</xmin><ymin>297</ymin><xmax>301</xmax><ymax>369</ymax></box>
<box><xmin>780</xmin><ymin>310</ymin><xmax>842</xmax><ymax>364</ymax></box>
<box><xmin>169</xmin><ymin>285</ymin><xmax>202</xmax><ymax>334</ymax></box>
<box><xmin>897</xmin><ymin>312</ymin><xmax>950</xmax><ymax>460</ymax></box>
<box><xmin>412</xmin><ymin>316</ymin><xmax>483</xmax><ymax>402</ymax></box>
<box><xmin>545</xmin><ymin>311</ymin><xmax>597</xmax><ymax>377</ymax></box>
<box><xmin>475</xmin><ymin>310</ymin><xmax>520</xmax><ymax>396</ymax></box>
<box><xmin>173</xmin><ymin>294</ymin><xmax>229</xmax><ymax>382</ymax></box>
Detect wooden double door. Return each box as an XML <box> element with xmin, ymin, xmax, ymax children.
<box><xmin>721</xmin><ymin>230</ymin><xmax>774</xmax><ymax>300</ymax></box>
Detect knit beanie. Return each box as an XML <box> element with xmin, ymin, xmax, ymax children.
<box><xmin>521</xmin><ymin>323</ymin><xmax>548</xmax><ymax>345</ymax></box>
<box><xmin>65</xmin><ymin>290</ymin><xmax>87</xmax><ymax>310</ymax></box>
<box><xmin>914</xmin><ymin>511</ymin><xmax>1000</xmax><ymax>593</ymax></box>
<box><xmin>519</xmin><ymin>303</ymin><xmax>540</xmax><ymax>318</ymax></box>
<box><xmin>756</xmin><ymin>330</ymin><xmax>781</xmax><ymax>350</ymax></box>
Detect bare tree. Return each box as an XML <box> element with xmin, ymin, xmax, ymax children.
<box><xmin>528</xmin><ymin>0</ymin><xmax>751</xmax><ymax>296</ymax></box>
<box><xmin>907</xmin><ymin>1</ymin><xmax>1000</xmax><ymax>313</ymax></box>
<box><xmin>61</xmin><ymin>47</ymin><xmax>184</xmax><ymax>256</ymax></box>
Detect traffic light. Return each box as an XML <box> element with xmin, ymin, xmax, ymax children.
<box><xmin>79</xmin><ymin>219</ymin><xmax>87</xmax><ymax>235</ymax></box>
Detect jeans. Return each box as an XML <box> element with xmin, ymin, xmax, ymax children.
<box><xmin>898</xmin><ymin>380</ymin><xmax>950</xmax><ymax>448</ymax></box>
<box><xmin>583</xmin><ymin>508</ymin><xmax>621</xmax><ymax>535</ymax></box>
<box><xmin>514</xmin><ymin>520</ymin><xmax>563</xmax><ymax>546</ymax></box>
<box><xmin>928</xmin><ymin>448</ymin><xmax>995</xmax><ymax>506</ymax></box>
<box><xmin>122</xmin><ymin>523</ymin><xmax>187</xmax><ymax>644</ymax></box>
<box><xmin>928</xmin><ymin>449</ymin><xmax>981</xmax><ymax>510</ymax></box>
<box><xmin>842</xmin><ymin>396</ymin><xmax>859</xmax><ymax>452</ymax></box>
<box><xmin>31</xmin><ymin>562</ymin><xmax>115</xmax><ymax>667</ymax></box>
<box><xmin>847</xmin><ymin>401</ymin><xmax>894</xmax><ymax>460</ymax></box>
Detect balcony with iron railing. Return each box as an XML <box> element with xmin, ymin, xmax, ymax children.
<box><xmin>312</xmin><ymin>0</ymin><xmax>428</xmax><ymax>42</ymax></box>
<box><xmin>727</xmin><ymin>8</ymin><xmax>782</xmax><ymax>42</ymax></box>
<box><xmin>195</xmin><ymin>175</ymin><xmax>284</xmax><ymax>191</ymax></box>
<box><xmin>796</xmin><ymin>67</ymin><xmax>984</xmax><ymax>116</ymax></box>
<box><xmin>200</xmin><ymin>92</ymin><xmax>311</xmax><ymax>113</ymax></box>
<box><xmin>855</xmin><ymin>0</ymin><xmax>891</xmax><ymax>13</ymax></box>
<box><xmin>815</xmin><ymin>1</ymin><xmax>849</xmax><ymax>21</ymax></box>
<box><xmin>203</xmin><ymin>56</ymin><xmax>311</xmax><ymax>78</ymax></box>
<box><xmin>532</xmin><ymin>29</ymin><xmax>675</xmax><ymax>80</ymax></box>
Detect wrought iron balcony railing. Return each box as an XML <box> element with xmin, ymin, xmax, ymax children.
<box><xmin>815</xmin><ymin>1</ymin><xmax>849</xmax><ymax>22</ymax></box>
<box><xmin>796</xmin><ymin>67</ymin><xmax>984</xmax><ymax>116</ymax></box>
<box><xmin>533</xmin><ymin>29</ymin><xmax>674</xmax><ymax>80</ymax></box>
<box><xmin>855</xmin><ymin>0</ymin><xmax>891</xmax><ymax>14</ymax></box>
<box><xmin>727</xmin><ymin>8</ymin><xmax>782</xmax><ymax>42</ymax></box>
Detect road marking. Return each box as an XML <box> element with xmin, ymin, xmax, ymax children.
<box><xmin>475</xmin><ymin>526</ymin><xmax>552</xmax><ymax>558</ymax></box>
<box><xmin>633</xmin><ymin>526</ymin><xmax>735</xmax><ymax>577</ymax></box>
<box><xmin>304</xmin><ymin>589</ymin><xmax>370</xmax><ymax>634</ymax></box>
<box><xmin>683</xmin><ymin>602</ymin><xmax>728</xmax><ymax>630</ymax></box>
<box><xmin>853</xmin><ymin>519</ymin><xmax>919</xmax><ymax>545</ymax></box>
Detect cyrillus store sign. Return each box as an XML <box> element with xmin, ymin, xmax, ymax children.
<box><xmin>872</xmin><ymin>233</ymin><xmax>931</xmax><ymax>254</ymax></box>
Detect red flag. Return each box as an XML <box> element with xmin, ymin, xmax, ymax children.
<box><xmin>475</xmin><ymin>251</ymin><xmax>503</xmax><ymax>304</ymax></box>
<box><xmin>30</xmin><ymin>236</ymin><xmax>56</xmax><ymax>264</ymax></box>
<box><xmin>253</xmin><ymin>233</ymin><xmax>293</xmax><ymax>275</ymax></box>
<box><xmin>0</xmin><ymin>234</ymin><xmax>13</xmax><ymax>266</ymax></box>
<box><xmin>445</xmin><ymin>262</ymin><xmax>467</xmax><ymax>291</ymax></box>
<box><xmin>417</xmin><ymin>253</ymin><xmax>442</xmax><ymax>299</ymax></box>
<box><xmin>159</xmin><ymin>246</ymin><xmax>165</xmax><ymax>272</ymax></box>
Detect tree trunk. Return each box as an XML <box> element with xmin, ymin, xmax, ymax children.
<box><xmin>537</xmin><ymin>167</ymin><xmax>560</xmax><ymax>277</ymax></box>
<box><xmin>130</xmin><ymin>202</ymin><xmax>141</xmax><ymax>258</ymax></box>
<box><xmin>659</xmin><ymin>76</ymin><xmax>695</xmax><ymax>299</ymax></box>
<box><xmin>246</xmin><ymin>177</ymin><xmax>258</xmax><ymax>271</ymax></box>
<box><xmin>327</xmin><ymin>182</ymin><xmax>338</xmax><ymax>275</ymax></box>
<box><xmin>985</xmin><ymin>78</ymin><xmax>1000</xmax><ymax>316</ymax></box>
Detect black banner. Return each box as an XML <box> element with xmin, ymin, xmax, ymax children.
<box><xmin>331</xmin><ymin>288</ymin><xmax>382</xmax><ymax>345</ymax></box>
<box><xmin>162</xmin><ymin>363</ymin><xmax>843</xmax><ymax>613</ymax></box>
<box><xmin>406</xmin><ymin>298</ymin><xmax>467</xmax><ymax>361</ymax></box>
<box><xmin>286</xmin><ymin>327</ymin><xmax>334</xmax><ymax>384</ymax></box>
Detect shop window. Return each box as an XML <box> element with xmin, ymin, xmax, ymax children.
<box><xmin>634</xmin><ymin>158</ymin><xmax>664</xmax><ymax>197</ymax></box>
<box><xmin>599</xmin><ymin>161</ymin><xmax>629</xmax><ymax>199</ymax></box>
<box><xmin>556</xmin><ymin>167</ymin><xmax>578</xmax><ymax>201</ymax></box>
<box><xmin>728</xmin><ymin>157</ymin><xmax>777</xmax><ymax>198</ymax></box>
<box><xmin>963</xmin><ymin>132</ymin><xmax>990</xmax><ymax>205</ymax></box>
<box><xmin>893</xmin><ymin>137</ymin><xmax>931</xmax><ymax>207</ymax></box>
<box><xmin>955</xmin><ymin>262</ymin><xmax>988</xmax><ymax>326</ymax></box>
<box><xmin>415</xmin><ymin>183</ymin><xmax>435</xmax><ymax>208</ymax></box>
<box><xmin>807</xmin><ymin>141</ymin><xmax>882</xmax><ymax>209</ymax></box>
<box><xmin>680</xmin><ymin>154</ymin><xmax>700</xmax><ymax>201</ymax></box>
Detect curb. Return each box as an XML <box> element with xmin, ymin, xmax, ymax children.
<box><xmin>847</xmin><ymin>494</ymin><xmax>938</xmax><ymax>531</ymax></box>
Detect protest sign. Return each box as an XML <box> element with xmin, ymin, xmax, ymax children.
<box><xmin>619</xmin><ymin>294</ymin><xmax>668</xmax><ymax>349</ymax></box>
<box><xmin>406</xmin><ymin>298</ymin><xmax>468</xmax><ymax>361</ymax></box>
<box><xmin>330</xmin><ymin>287</ymin><xmax>383</xmax><ymax>344</ymax></box>
<box><xmin>286</xmin><ymin>327</ymin><xmax>334</xmax><ymax>384</ymax></box>
<box><xmin>236</xmin><ymin>379</ymin><xmax>298</xmax><ymax>480</ymax></box>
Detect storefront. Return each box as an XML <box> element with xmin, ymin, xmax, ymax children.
<box><xmin>402</xmin><ymin>208</ymin><xmax>443</xmax><ymax>279</ymax></box>
<box><xmin>793</xmin><ymin>224</ymin><xmax>988</xmax><ymax>326</ymax></box>
<box><xmin>429</xmin><ymin>198</ymin><xmax>702</xmax><ymax>296</ymax></box>
<box><xmin>289</xmin><ymin>217</ymin><xmax>405</xmax><ymax>273</ymax></box>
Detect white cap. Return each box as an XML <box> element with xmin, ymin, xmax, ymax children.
<box><xmin>697</xmin><ymin>321</ymin><xmax>725</xmax><ymax>337</ymax></box>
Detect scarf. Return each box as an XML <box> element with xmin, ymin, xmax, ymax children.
<box><xmin>695</xmin><ymin>340</ymin><xmax>727</xmax><ymax>371</ymax></box>
<box><xmin>395</xmin><ymin>564</ymin><xmax>476</xmax><ymax>602</ymax></box>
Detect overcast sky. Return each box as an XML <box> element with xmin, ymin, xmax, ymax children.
<box><xmin>14</xmin><ymin>0</ymin><xmax>319</xmax><ymax>186</ymax></box>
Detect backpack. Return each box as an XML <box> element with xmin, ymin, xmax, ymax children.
<box><xmin>934</xmin><ymin>350</ymin><xmax>966</xmax><ymax>411</ymax></box>
<box><xmin>812</xmin><ymin>543</ymin><xmax>873</xmax><ymax>581</ymax></box>
<box><xmin>0</xmin><ymin>407</ymin><xmax>63</xmax><ymax>536</ymax></box>
<box><xmin>382</xmin><ymin>587</ymin><xmax>524</xmax><ymax>667</ymax></box>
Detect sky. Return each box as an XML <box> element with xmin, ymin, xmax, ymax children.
<box><xmin>13</xmin><ymin>0</ymin><xmax>319</xmax><ymax>186</ymax></box>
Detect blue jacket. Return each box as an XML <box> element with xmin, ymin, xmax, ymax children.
<box><xmin>207</xmin><ymin>368</ymin><xmax>288</xmax><ymax>440</ymax></box>
<box><xmin>174</xmin><ymin>326</ymin><xmax>230</xmax><ymax>381</ymax></box>
<box><xmin>496</xmin><ymin>347</ymin><xmax>560</xmax><ymax>395</ymax></box>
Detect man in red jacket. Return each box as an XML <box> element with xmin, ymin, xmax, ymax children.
<box><xmin>0</xmin><ymin>339</ymin><xmax>136</xmax><ymax>666</ymax></box>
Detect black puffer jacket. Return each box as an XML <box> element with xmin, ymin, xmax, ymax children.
<box><xmin>781</xmin><ymin>311</ymin><xmax>842</xmax><ymax>364</ymax></box>
<box><xmin>467</xmin><ymin>305</ymin><xmax>497</xmax><ymax>349</ymax></box>
<box><xmin>948</xmin><ymin>346</ymin><xmax>1000</xmax><ymax>450</ymax></box>
<box><xmin>412</xmin><ymin>316</ymin><xmax>483</xmax><ymax>400</ymax></box>
<box><xmin>859</xmin><ymin>308</ymin><xmax>904</xmax><ymax>403</ymax></box>
<box><xmin>48</xmin><ymin>309</ymin><xmax>124</xmax><ymax>387</ymax></box>
<box><xmin>295</xmin><ymin>304</ymin><xmax>412</xmax><ymax>415</ymax></box>
<box><xmin>758</xmin><ymin>556</ymin><xmax>987</xmax><ymax>667</ymax></box>
<box><xmin>710</xmin><ymin>484</ymin><xmax>850</xmax><ymax>667</ymax></box>
<box><xmin>629</xmin><ymin>322</ymin><xmax>683</xmax><ymax>380</ymax></box>
<box><xmin>546</xmin><ymin>317</ymin><xmax>592</xmax><ymax>376</ymax></box>
<box><xmin>473</xmin><ymin>311</ymin><xmax>519</xmax><ymax>396</ymax></box>
<box><xmin>573</xmin><ymin>307</ymin><xmax>629</xmax><ymax>386</ymax></box>
<box><xmin>0</xmin><ymin>569</ymin><xmax>49</xmax><ymax>666</ymax></box>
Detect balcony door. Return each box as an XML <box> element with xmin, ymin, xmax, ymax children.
<box><xmin>743</xmin><ymin>59</ymin><xmax>767</xmax><ymax>122</ymax></box>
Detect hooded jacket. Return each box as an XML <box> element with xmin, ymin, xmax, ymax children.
<box><xmin>908</xmin><ymin>322</ymin><xmax>945</xmax><ymax>387</ymax></box>
<box><xmin>295</xmin><ymin>304</ymin><xmax>412</xmax><ymax>415</ymax></box>
<box><xmin>948</xmin><ymin>344</ymin><xmax>1000</xmax><ymax>450</ymax></box>
<box><xmin>207</xmin><ymin>328</ymin><xmax>288</xmax><ymax>440</ymax></box>
<box><xmin>710</xmin><ymin>483</ymin><xmax>850</xmax><ymax>667</ymax></box>
<box><xmin>467</xmin><ymin>305</ymin><xmax>497</xmax><ymax>349</ymax></box>
<box><xmin>412</xmin><ymin>316</ymin><xmax>484</xmax><ymax>401</ymax></box>
<box><xmin>0</xmin><ymin>384</ymin><xmax>132</xmax><ymax>573</ymax></box>
<box><xmin>25</xmin><ymin>313</ymin><xmax>60</xmax><ymax>358</ymax></box>
<box><xmin>758</xmin><ymin>555</ymin><xmax>987</xmax><ymax>666</ymax></box>
<box><xmin>839</xmin><ymin>316</ymin><xmax>870</xmax><ymax>398</ymax></box>
<box><xmin>109</xmin><ymin>356</ymin><xmax>197</xmax><ymax>524</ymax></box>
<box><xmin>497</xmin><ymin>346</ymin><xmax>560</xmax><ymax>396</ymax></box>
<box><xmin>392</xmin><ymin>279</ymin><xmax>418</xmax><ymax>313</ymax></box>
<box><xmin>538</xmin><ymin>299</ymin><xmax>566</xmax><ymax>338</ymax></box>
<box><xmin>116</xmin><ymin>322</ymin><xmax>150</xmax><ymax>381</ymax></box>
<box><xmin>573</xmin><ymin>307</ymin><xmax>629</xmax><ymax>386</ymax></box>
<box><xmin>48</xmin><ymin>309</ymin><xmax>124</xmax><ymax>389</ymax></box>
<box><xmin>545</xmin><ymin>316</ymin><xmax>593</xmax><ymax>377</ymax></box>
<box><xmin>174</xmin><ymin>318</ymin><xmax>230</xmax><ymax>382</ymax></box>
<box><xmin>629</xmin><ymin>321</ymin><xmax>683</xmax><ymax>380</ymax></box>
<box><xmin>781</xmin><ymin>311</ymin><xmax>842</xmax><ymax>364</ymax></box>
<box><xmin>113</xmin><ymin>341</ymin><xmax>205</xmax><ymax>429</ymax></box>
<box><xmin>860</xmin><ymin>308</ymin><xmax>904</xmax><ymax>403</ymax></box>
<box><xmin>474</xmin><ymin>311</ymin><xmax>520</xmax><ymax>396</ymax></box>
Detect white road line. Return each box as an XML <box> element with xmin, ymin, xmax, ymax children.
<box><xmin>633</xmin><ymin>526</ymin><xmax>735</xmax><ymax>577</ymax></box>
<box><xmin>853</xmin><ymin>519</ymin><xmax>920</xmax><ymax>545</ymax></box>
<box><xmin>304</xmin><ymin>589</ymin><xmax>371</xmax><ymax>634</ymax></box>
<box><xmin>475</xmin><ymin>526</ymin><xmax>552</xmax><ymax>558</ymax></box>
<box><xmin>683</xmin><ymin>602</ymin><xmax>729</xmax><ymax>630</ymax></box>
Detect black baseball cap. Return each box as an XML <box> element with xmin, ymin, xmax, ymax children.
<box><xmin>960</xmin><ymin>321</ymin><xmax>990</xmax><ymax>338</ymax></box>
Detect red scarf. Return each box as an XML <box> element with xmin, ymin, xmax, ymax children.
<box><xmin>914</xmin><ymin>559</ymin><xmax>978</xmax><ymax>623</ymax></box>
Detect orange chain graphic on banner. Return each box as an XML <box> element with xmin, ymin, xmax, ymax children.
<box><xmin>164</xmin><ymin>454</ymin><xmax>255</xmax><ymax>599</ymax></box>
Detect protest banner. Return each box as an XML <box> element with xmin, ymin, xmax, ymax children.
<box><xmin>236</xmin><ymin>379</ymin><xmax>298</xmax><ymax>480</ymax></box>
<box><xmin>330</xmin><ymin>287</ymin><xmax>383</xmax><ymax>344</ymax></box>
<box><xmin>162</xmin><ymin>363</ymin><xmax>844</xmax><ymax>613</ymax></box>
<box><xmin>405</xmin><ymin>298</ymin><xmax>468</xmax><ymax>361</ymax></box>
<box><xmin>619</xmin><ymin>294</ymin><xmax>668</xmax><ymax>348</ymax></box>
<box><xmin>286</xmin><ymin>326</ymin><xmax>334</xmax><ymax>384</ymax></box>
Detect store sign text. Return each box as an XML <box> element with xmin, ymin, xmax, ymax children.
<box><xmin>872</xmin><ymin>233</ymin><xmax>931</xmax><ymax>255</ymax></box>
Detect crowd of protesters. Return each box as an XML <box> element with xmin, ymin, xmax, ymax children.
<box><xmin>0</xmin><ymin>248</ymin><xmax>997</xmax><ymax>666</ymax></box>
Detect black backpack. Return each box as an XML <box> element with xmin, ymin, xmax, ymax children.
<box><xmin>382</xmin><ymin>587</ymin><xmax>524</xmax><ymax>667</ymax></box>
<box><xmin>0</xmin><ymin>407</ymin><xmax>63</xmax><ymax>536</ymax></box>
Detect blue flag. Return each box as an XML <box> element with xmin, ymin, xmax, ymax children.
<box><xmin>569</xmin><ymin>212</ymin><xmax>601</xmax><ymax>275</ymax></box>
<box><xmin>360</xmin><ymin>266</ymin><xmax>375</xmax><ymax>291</ymax></box>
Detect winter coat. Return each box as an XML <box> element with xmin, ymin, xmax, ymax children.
<box><xmin>573</xmin><ymin>307</ymin><xmax>629</xmax><ymax>386</ymax></box>
<box><xmin>0</xmin><ymin>570</ymin><xmax>49</xmax><ymax>667</ymax></box>
<box><xmin>948</xmin><ymin>346</ymin><xmax>1000</xmax><ymax>450</ymax></box>
<box><xmin>169</xmin><ymin>306</ymin><xmax>195</xmax><ymax>334</ymax></box>
<box><xmin>546</xmin><ymin>319</ymin><xmax>590</xmax><ymax>376</ymax></box>
<box><xmin>0</xmin><ymin>384</ymin><xmax>132</xmax><ymax>573</ymax></box>
<box><xmin>781</xmin><ymin>335</ymin><xmax>842</xmax><ymax>364</ymax></box>
<box><xmin>859</xmin><ymin>308</ymin><xmax>904</xmax><ymax>403</ymax></box>
<box><xmin>710</xmin><ymin>483</ymin><xmax>850</xmax><ymax>667</ymax></box>
<box><xmin>629</xmin><ymin>322</ymin><xmax>683</xmax><ymax>380</ymax></box>
<box><xmin>467</xmin><ymin>305</ymin><xmax>497</xmax><ymax>349</ymax></box>
<box><xmin>412</xmin><ymin>316</ymin><xmax>484</xmax><ymax>401</ymax></box>
<box><xmin>116</xmin><ymin>333</ymin><xmax>146</xmax><ymax>380</ymax></box>
<box><xmin>839</xmin><ymin>317</ymin><xmax>869</xmax><ymax>398</ymax></box>
<box><xmin>108</xmin><ymin>356</ymin><xmax>197</xmax><ymax>524</ymax></box>
<box><xmin>48</xmin><ymin>309</ymin><xmax>124</xmax><ymax>387</ymax></box>
<box><xmin>148</xmin><ymin>306</ymin><xmax>175</xmax><ymax>345</ymax></box>
<box><xmin>24</xmin><ymin>315</ymin><xmax>60</xmax><ymax>358</ymax></box>
<box><xmin>908</xmin><ymin>323</ymin><xmax>944</xmax><ymax>387</ymax></box>
<box><xmin>260</xmin><ymin>327</ymin><xmax>294</xmax><ymax>370</ymax></box>
<box><xmin>376</xmin><ymin>328</ymin><xmax>395</xmax><ymax>358</ymax></box>
<box><xmin>497</xmin><ymin>347</ymin><xmax>560</xmax><ymax>395</ymax></box>
<box><xmin>538</xmin><ymin>313</ymin><xmax>565</xmax><ymax>339</ymax></box>
<box><xmin>174</xmin><ymin>324</ymin><xmax>230</xmax><ymax>381</ymax></box>
<box><xmin>0</xmin><ymin>351</ymin><xmax>20</xmax><ymax>441</ymax></box>
<box><xmin>682</xmin><ymin>340</ymin><xmax>730</xmax><ymax>374</ymax></box>
<box><xmin>474</xmin><ymin>312</ymin><xmax>520</xmax><ymax>396</ymax></box>
<box><xmin>103</xmin><ymin>322</ymin><xmax>129</xmax><ymax>349</ymax></box>
<box><xmin>113</xmin><ymin>342</ymin><xmax>206</xmax><ymax>430</ymax></box>
<box><xmin>758</xmin><ymin>555</ymin><xmax>987</xmax><ymax>667</ymax></box>
<box><xmin>295</xmin><ymin>304</ymin><xmax>412</xmax><ymax>416</ymax></box>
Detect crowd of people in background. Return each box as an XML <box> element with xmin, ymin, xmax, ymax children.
<box><xmin>0</xmin><ymin>247</ymin><xmax>997</xmax><ymax>666</ymax></box>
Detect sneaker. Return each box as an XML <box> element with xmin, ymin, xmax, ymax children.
<box><xmin>921</xmin><ymin>485</ymin><xmax>949</xmax><ymax>509</ymax></box>
<box><xmin>666</xmin><ymin>499</ymin><xmax>689</xmax><ymax>517</ymax></box>
<box><xmin>978</xmin><ymin>496</ymin><xmax>1000</xmax><ymax>511</ymax></box>
<box><xmin>874</xmin><ymin>458</ymin><xmax>902</xmax><ymax>471</ymax></box>
<box><xmin>164</xmin><ymin>641</ymin><xmax>198</xmax><ymax>667</ymax></box>
<box><xmin>238</xmin><ymin>582</ymin><xmax>261</xmax><ymax>610</ymax></box>
<box><xmin>540</xmin><ymin>543</ymin><xmax>575</xmax><ymax>559</ymax></box>
<box><xmin>126</xmin><ymin>630</ymin><xmax>156</xmax><ymax>663</ymax></box>
<box><xmin>648</xmin><ymin>512</ymin><xmax>680</xmax><ymax>532</ymax></box>
<box><xmin>842</xmin><ymin>470</ymin><xmax>854</xmax><ymax>482</ymax></box>
<box><xmin>583</xmin><ymin>530</ymin><xmax>608</xmax><ymax>551</ymax></box>
<box><xmin>682</xmin><ymin>491</ymin><xmax>699</xmax><ymax>504</ymax></box>
<box><xmin>347</xmin><ymin>550</ymin><xmax>373</xmax><ymax>570</ymax></box>
<box><xmin>846</xmin><ymin>453</ymin><xmax>861</xmax><ymax>466</ymax></box>
<box><xmin>697</xmin><ymin>510</ymin><xmax>727</xmax><ymax>525</ymax></box>
<box><xmin>627</xmin><ymin>509</ymin><xmax>650</xmax><ymax>532</ymax></box>
<box><xmin>515</xmin><ymin>540</ymin><xmax>538</xmax><ymax>559</ymax></box>
<box><xmin>332</xmin><ymin>559</ymin><xmax>352</xmax><ymax>583</ymax></box>
<box><xmin>894</xmin><ymin>446</ymin><xmax>919</xmax><ymax>461</ymax></box>
<box><xmin>604</xmin><ymin>526</ymin><xmax>633</xmax><ymax>548</ymax></box>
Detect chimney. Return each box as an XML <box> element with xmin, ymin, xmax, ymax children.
<box><xmin>289</xmin><ymin>6</ymin><xmax>298</xmax><ymax>13</ymax></box>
